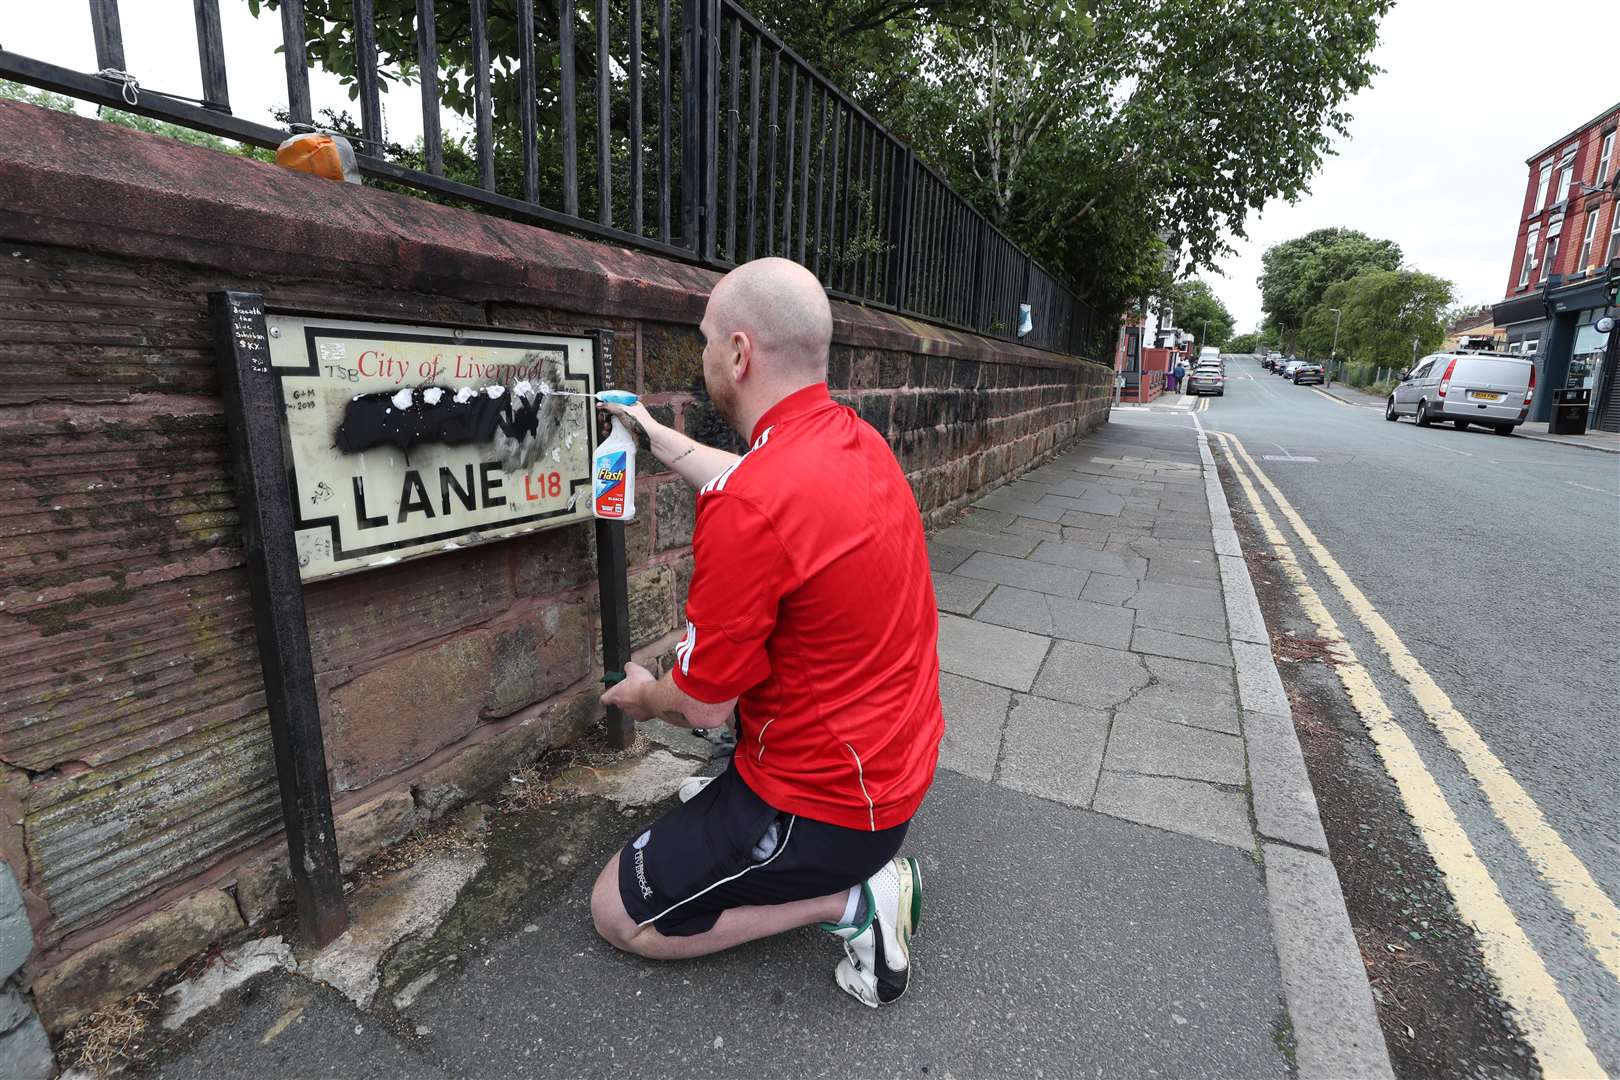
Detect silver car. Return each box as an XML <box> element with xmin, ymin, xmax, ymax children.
<box><xmin>1186</xmin><ymin>365</ymin><xmax>1225</xmax><ymax>396</ymax></box>
<box><xmin>1385</xmin><ymin>351</ymin><xmax>1535</xmax><ymax>434</ymax></box>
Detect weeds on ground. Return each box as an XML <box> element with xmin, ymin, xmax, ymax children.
<box><xmin>57</xmin><ymin>991</ymin><xmax>158</xmax><ymax>1077</ymax></box>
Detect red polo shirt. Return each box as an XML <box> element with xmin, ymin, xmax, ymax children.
<box><xmin>671</xmin><ymin>383</ymin><xmax>942</xmax><ymax>831</ymax></box>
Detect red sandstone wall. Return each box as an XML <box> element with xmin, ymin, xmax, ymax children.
<box><xmin>0</xmin><ymin>98</ymin><xmax>1111</xmax><ymax>984</ymax></box>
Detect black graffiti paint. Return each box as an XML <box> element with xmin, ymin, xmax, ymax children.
<box><xmin>333</xmin><ymin>387</ymin><xmax>552</xmax><ymax>457</ymax></box>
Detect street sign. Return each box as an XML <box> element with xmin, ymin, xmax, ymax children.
<box><xmin>264</xmin><ymin>316</ymin><xmax>599</xmax><ymax>581</ymax></box>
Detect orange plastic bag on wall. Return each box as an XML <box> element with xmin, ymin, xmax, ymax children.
<box><xmin>274</xmin><ymin>132</ymin><xmax>360</xmax><ymax>184</ymax></box>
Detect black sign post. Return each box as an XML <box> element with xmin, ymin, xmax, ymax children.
<box><xmin>592</xmin><ymin>329</ymin><xmax>635</xmax><ymax>749</ymax></box>
<box><xmin>209</xmin><ymin>291</ymin><xmax>348</xmax><ymax>948</ymax></box>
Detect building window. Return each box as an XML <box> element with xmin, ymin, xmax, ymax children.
<box><xmin>1578</xmin><ymin>210</ymin><xmax>1599</xmax><ymax>269</ymax></box>
<box><xmin>1539</xmin><ymin>237</ymin><xmax>1558</xmax><ymax>283</ymax></box>
<box><xmin>1608</xmin><ymin>209</ymin><xmax>1620</xmax><ymax>264</ymax></box>
<box><xmin>1532</xmin><ymin>160</ymin><xmax>1553</xmax><ymax>213</ymax></box>
<box><xmin>1554</xmin><ymin>151</ymin><xmax>1576</xmax><ymax>205</ymax></box>
<box><xmin>1520</xmin><ymin>225</ymin><xmax>1540</xmax><ymax>287</ymax></box>
<box><xmin>1599</xmin><ymin>130</ymin><xmax>1616</xmax><ymax>186</ymax></box>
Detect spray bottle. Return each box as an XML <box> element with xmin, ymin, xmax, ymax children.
<box><xmin>591</xmin><ymin>391</ymin><xmax>639</xmax><ymax>520</ymax></box>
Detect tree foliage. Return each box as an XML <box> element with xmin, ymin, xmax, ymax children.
<box><xmin>1297</xmin><ymin>269</ymin><xmax>1454</xmax><ymax>366</ymax></box>
<box><xmin>1166</xmin><ymin>279</ymin><xmax>1235</xmax><ymax>350</ymax></box>
<box><xmin>1259</xmin><ymin>227</ymin><xmax>1403</xmax><ymax>333</ymax></box>
<box><xmin>1223</xmin><ymin>331</ymin><xmax>1261</xmax><ymax>353</ymax></box>
<box><xmin>249</xmin><ymin>0</ymin><xmax>1391</xmax><ymax>318</ymax></box>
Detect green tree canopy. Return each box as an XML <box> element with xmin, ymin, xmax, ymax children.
<box><xmin>251</xmin><ymin>0</ymin><xmax>1392</xmax><ymax>318</ymax></box>
<box><xmin>1298</xmin><ymin>269</ymin><xmax>1454</xmax><ymax>366</ymax></box>
<box><xmin>1260</xmin><ymin>227</ymin><xmax>1404</xmax><ymax>334</ymax></box>
<box><xmin>1166</xmin><ymin>279</ymin><xmax>1235</xmax><ymax>350</ymax></box>
<box><xmin>1224</xmin><ymin>331</ymin><xmax>1261</xmax><ymax>353</ymax></box>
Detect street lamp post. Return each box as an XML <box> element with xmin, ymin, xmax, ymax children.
<box><xmin>1328</xmin><ymin>307</ymin><xmax>1342</xmax><ymax>385</ymax></box>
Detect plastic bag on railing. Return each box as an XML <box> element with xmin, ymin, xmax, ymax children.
<box><xmin>274</xmin><ymin>132</ymin><xmax>360</xmax><ymax>184</ymax></box>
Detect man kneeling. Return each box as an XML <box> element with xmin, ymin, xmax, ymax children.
<box><xmin>592</xmin><ymin>257</ymin><xmax>942</xmax><ymax>1007</ymax></box>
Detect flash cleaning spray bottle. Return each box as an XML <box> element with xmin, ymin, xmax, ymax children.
<box><xmin>592</xmin><ymin>409</ymin><xmax>637</xmax><ymax>521</ymax></box>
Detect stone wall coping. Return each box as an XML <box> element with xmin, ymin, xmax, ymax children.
<box><xmin>0</xmin><ymin>98</ymin><xmax>1106</xmax><ymax>371</ymax></box>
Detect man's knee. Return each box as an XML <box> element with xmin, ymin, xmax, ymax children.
<box><xmin>590</xmin><ymin>854</ymin><xmax>640</xmax><ymax>951</ymax></box>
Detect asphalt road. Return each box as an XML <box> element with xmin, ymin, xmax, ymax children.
<box><xmin>1196</xmin><ymin>365</ymin><xmax>1620</xmax><ymax>1071</ymax></box>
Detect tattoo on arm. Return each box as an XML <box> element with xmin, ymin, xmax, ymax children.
<box><xmin>669</xmin><ymin>445</ymin><xmax>696</xmax><ymax>464</ymax></box>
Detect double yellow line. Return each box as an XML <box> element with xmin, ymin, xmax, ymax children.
<box><xmin>1208</xmin><ymin>426</ymin><xmax>1613</xmax><ymax>1080</ymax></box>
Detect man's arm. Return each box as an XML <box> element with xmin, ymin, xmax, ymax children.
<box><xmin>603</xmin><ymin>401</ymin><xmax>740</xmax><ymax>490</ymax></box>
<box><xmin>601</xmin><ymin>661</ymin><xmax>736</xmax><ymax>730</ymax></box>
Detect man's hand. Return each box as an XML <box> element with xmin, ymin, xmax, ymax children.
<box><xmin>601</xmin><ymin>661</ymin><xmax>658</xmax><ymax>722</ymax></box>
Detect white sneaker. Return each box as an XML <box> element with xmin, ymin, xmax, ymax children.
<box><xmin>825</xmin><ymin>856</ymin><xmax>922</xmax><ymax>1008</ymax></box>
<box><xmin>676</xmin><ymin>775</ymin><xmax>714</xmax><ymax>803</ymax></box>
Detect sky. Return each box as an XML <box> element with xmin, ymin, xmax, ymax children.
<box><xmin>1208</xmin><ymin>0</ymin><xmax>1619</xmax><ymax>332</ymax></box>
<box><xmin>5</xmin><ymin>1</ymin><xmax>1616</xmax><ymax>334</ymax></box>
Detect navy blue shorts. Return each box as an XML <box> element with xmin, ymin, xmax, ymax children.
<box><xmin>617</xmin><ymin>762</ymin><xmax>909</xmax><ymax>937</ymax></box>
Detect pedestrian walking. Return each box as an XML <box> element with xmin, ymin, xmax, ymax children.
<box><xmin>1171</xmin><ymin>359</ymin><xmax>1187</xmax><ymax>393</ymax></box>
<box><xmin>593</xmin><ymin>257</ymin><xmax>942</xmax><ymax>1008</ymax></box>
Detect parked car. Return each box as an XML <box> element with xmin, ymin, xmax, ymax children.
<box><xmin>1291</xmin><ymin>362</ymin><xmax>1324</xmax><ymax>385</ymax></box>
<box><xmin>1384</xmin><ymin>351</ymin><xmax>1535</xmax><ymax>435</ymax></box>
<box><xmin>1281</xmin><ymin>360</ymin><xmax>1304</xmax><ymax>378</ymax></box>
<box><xmin>1187</xmin><ymin>365</ymin><xmax>1226</xmax><ymax>396</ymax></box>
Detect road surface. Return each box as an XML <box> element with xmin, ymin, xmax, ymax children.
<box><xmin>1194</xmin><ymin>363</ymin><xmax>1619</xmax><ymax>1075</ymax></box>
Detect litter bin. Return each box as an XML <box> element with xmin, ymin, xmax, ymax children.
<box><xmin>1549</xmin><ymin>387</ymin><xmax>1591</xmax><ymax>435</ymax></box>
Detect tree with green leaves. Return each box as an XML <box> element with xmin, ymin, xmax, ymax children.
<box><xmin>248</xmin><ymin>0</ymin><xmax>1392</xmax><ymax>319</ymax></box>
<box><xmin>1224</xmin><ymin>331</ymin><xmax>1261</xmax><ymax>353</ymax></box>
<box><xmin>1299</xmin><ymin>269</ymin><xmax>1454</xmax><ymax>367</ymax></box>
<box><xmin>1166</xmin><ymin>279</ymin><xmax>1235</xmax><ymax>352</ymax></box>
<box><xmin>1260</xmin><ymin>227</ymin><xmax>1403</xmax><ymax>338</ymax></box>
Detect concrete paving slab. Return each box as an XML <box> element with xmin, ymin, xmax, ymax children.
<box><xmin>937</xmin><ymin>672</ymin><xmax>1011</xmax><ymax>781</ymax></box>
<box><xmin>1234</xmin><ymin>640</ymin><xmax>1291</xmax><ymax>715</ymax></box>
<box><xmin>1059</xmin><ymin>525</ymin><xmax>1110</xmax><ymax>549</ymax></box>
<box><xmin>1212</xmin><ymin>526</ymin><xmax>1243</xmax><ymax>558</ymax></box>
<box><xmin>1003</xmin><ymin>517</ymin><xmax>1062</xmax><ymax>539</ymax></box>
<box><xmin>1264</xmin><ymin>844</ymin><xmax>1394</xmax><ymax>1080</ymax></box>
<box><xmin>1131</xmin><ymin>626</ymin><xmax>1234</xmax><ymax>667</ymax></box>
<box><xmin>997</xmin><ymin>694</ymin><xmax>1110</xmax><ymax>807</ymax></box>
<box><xmin>958</xmin><ymin>506</ymin><xmax>1016</xmax><ymax>532</ymax></box>
<box><xmin>927</xmin><ymin>540</ymin><xmax>974</xmax><ymax>574</ymax></box>
<box><xmin>1244</xmin><ymin>710</ymin><xmax>1330</xmax><ymax>854</ymax></box>
<box><xmin>976</xmin><ymin>585</ymin><xmax>1137</xmax><ymax>650</ymax></box>
<box><xmin>1080</xmin><ymin>573</ymin><xmax>1140</xmax><ymax>606</ymax></box>
<box><xmin>1103</xmin><ymin>716</ymin><xmax>1246</xmax><ymax>786</ymax></box>
<box><xmin>1144</xmin><ymin>551</ymin><xmax>1221</xmax><ymax>588</ymax></box>
<box><xmin>972</xmin><ymin>491</ymin><xmax>1068</xmax><ymax>522</ymax></box>
<box><xmin>937</xmin><ymin>612</ymin><xmax>1051</xmax><ymax>692</ymax></box>
<box><xmin>1092</xmin><ymin>772</ymin><xmax>1254</xmax><ymax>852</ymax></box>
<box><xmin>1032</xmin><ymin>641</ymin><xmax>1151</xmax><ymax>708</ymax></box>
<box><xmin>929</xmin><ymin>526</ymin><xmax>1038</xmax><ymax>558</ymax></box>
<box><xmin>1153</xmin><ymin>520</ymin><xmax>1216</xmax><ymax>542</ymax></box>
<box><xmin>1060</xmin><ymin>509</ymin><xmax>1127</xmax><ymax>532</ymax></box>
<box><xmin>1068</xmin><ymin>490</ymin><xmax>1127</xmax><ymax>516</ymax></box>
<box><xmin>954</xmin><ymin>551</ymin><xmax>1089</xmax><ymax>598</ymax></box>
<box><xmin>1029</xmin><ymin>540</ymin><xmax>1147</xmax><ymax>579</ymax></box>
<box><xmin>1114</xmin><ymin>654</ymin><xmax>1241</xmax><ymax>736</ymax></box>
<box><xmin>931</xmin><ymin>572</ymin><xmax>995</xmax><ymax>616</ymax></box>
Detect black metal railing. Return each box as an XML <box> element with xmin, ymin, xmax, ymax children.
<box><xmin>1</xmin><ymin>0</ymin><xmax>1109</xmax><ymax>358</ymax></box>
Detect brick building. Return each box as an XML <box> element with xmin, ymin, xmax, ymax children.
<box><xmin>1491</xmin><ymin>101</ymin><xmax>1620</xmax><ymax>431</ymax></box>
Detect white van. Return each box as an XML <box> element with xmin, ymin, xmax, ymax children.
<box><xmin>1385</xmin><ymin>351</ymin><xmax>1535</xmax><ymax>435</ymax></box>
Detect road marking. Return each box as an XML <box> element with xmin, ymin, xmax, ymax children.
<box><xmin>1432</xmin><ymin>442</ymin><xmax>1473</xmax><ymax>457</ymax></box>
<box><xmin>1262</xmin><ymin>454</ymin><xmax>1319</xmax><ymax>463</ymax></box>
<box><xmin>1218</xmin><ymin>428</ymin><xmax>1620</xmax><ymax>986</ymax></box>
<box><xmin>1309</xmin><ymin>386</ymin><xmax>1380</xmax><ymax>410</ymax></box>
<box><xmin>1565</xmin><ymin>480</ymin><xmax>1619</xmax><ymax>497</ymax></box>
<box><xmin>1210</xmin><ymin>430</ymin><xmax>1607</xmax><ymax>1080</ymax></box>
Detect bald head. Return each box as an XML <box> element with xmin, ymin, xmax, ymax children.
<box><xmin>704</xmin><ymin>257</ymin><xmax>832</xmax><ymax>379</ymax></box>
